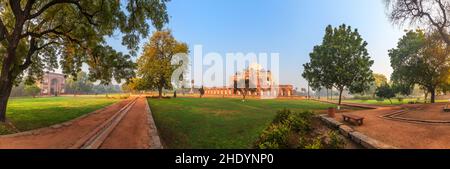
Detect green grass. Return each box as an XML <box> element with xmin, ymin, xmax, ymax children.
<box><xmin>0</xmin><ymin>96</ymin><xmax>122</xmax><ymax>135</ymax></box>
<box><xmin>343</xmin><ymin>98</ymin><xmax>449</xmax><ymax>105</ymax></box>
<box><xmin>148</xmin><ymin>97</ymin><xmax>340</xmax><ymax>149</ymax></box>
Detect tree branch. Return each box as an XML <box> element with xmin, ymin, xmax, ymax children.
<box><xmin>28</xmin><ymin>0</ymin><xmax>99</xmax><ymax>26</ymax></box>
<box><xmin>0</xmin><ymin>18</ymin><xmax>8</xmax><ymax>41</ymax></box>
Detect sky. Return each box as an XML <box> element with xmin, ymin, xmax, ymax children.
<box><xmin>106</xmin><ymin>0</ymin><xmax>407</xmax><ymax>89</ymax></box>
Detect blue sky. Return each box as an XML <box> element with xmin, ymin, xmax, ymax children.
<box><xmin>107</xmin><ymin>0</ymin><xmax>407</xmax><ymax>89</ymax></box>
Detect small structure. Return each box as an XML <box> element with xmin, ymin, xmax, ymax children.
<box><xmin>37</xmin><ymin>72</ymin><xmax>65</xmax><ymax>96</ymax></box>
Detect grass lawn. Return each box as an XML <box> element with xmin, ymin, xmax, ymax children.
<box><xmin>342</xmin><ymin>99</ymin><xmax>449</xmax><ymax>105</ymax></box>
<box><xmin>0</xmin><ymin>96</ymin><xmax>122</xmax><ymax>135</ymax></box>
<box><xmin>148</xmin><ymin>97</ymin><xmax>342</xmax><ymax>149</ymax></box>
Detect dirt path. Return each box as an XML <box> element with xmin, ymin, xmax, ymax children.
<box><xmin>100</xmin><ymin>97</ymin><xmax>151</xmax><ymax>149</ymax></box>
<box><xmin>0</xmin><ymin>96</ymin><xmax>154</xmax><ymax>149</ymax></box>
<box><xmin>329</xmin><ymin>101</ymin><xmax>450</xmax><ymax>149</ymax></box>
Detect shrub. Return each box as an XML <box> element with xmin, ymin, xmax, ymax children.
<box><xmin>289</xmin><ymin>111</ymin><xmax>314</xmax><ymax>132</ymax></box>
<box><xmin>272</xmin><ymin>108</ymin><xmax>292</xmax><ymax>124</ymax></box>
<box><xmin>256</xmin><ymin>109</ymin><xmax>346</xmax><ymax>149</ymax></box>
<box><xmin>324</xmin><ymin>131</ymin><xmax>346</xmax><ymax>149</ymax></box>
<box><xmin>304</xmin><ymin>137</ymin><xmax>322</xmax><ymax>149</ymax></box>
<box><xmin>256</xmin><ymin>123</ymin><xmax>290</xmax><ymax>149</ymax></box>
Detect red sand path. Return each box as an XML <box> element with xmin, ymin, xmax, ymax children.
<box><xmin>0</xmin><ymin>97</ymin><xmax>153</xmax><ymax>149</ymax></box>
<box><xmin>333</xmin><ymin>101</ymin><xmax>450</xmax><ymax>149</ymax></box>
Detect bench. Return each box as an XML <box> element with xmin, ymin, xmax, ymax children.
<box><xmin>342</xmin><ymin>114</ymin><xmax>364</xmax><ymax>126</ymax></box>
<box><xmin>445</xmin><ymin>104</ymin><xmax>450</xmax><ymax>112</ymax></box>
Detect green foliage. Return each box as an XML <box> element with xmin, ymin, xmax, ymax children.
<box><xmin>65</xmin><ymin>71</ymin><xmax>94</xmax><ymax>95</ymax></box>
<box><xmin>389</xmin><ymin>30</ymin><xmax>450</xmax><ymax>103</ymax></box>
<box><xmin>375</xmin><ymin>84</ymin><xmax>396</xmax><ymax>104</ymax></box>
<box><xmin>137</xmin><ymin>30</ymin><xmax>189</xmax><ymax>98</ymax></box>
<box><xmin>302</xmin><ymin>24</ymin><xmax>375</xmax><ymax>104</ymax></box>
<box><xmin>0</xmin><ymin>0</ymin><xmax>170</xmax><ymax>120</ymax></box>
<box><xmin>325</xmin><ymin>131</ymin><xmax>346</xmax><ymax>149</ymax></box>
<box><xmin>24</xmin><ymin>84</ymin><xmax>40</xmax><ymax>98</ymax></box>
<box><xmin>257</xmin><ymin>123</ymin><xmax>290</xmax><ymax>149</ymax></box>
<box><xmin>256</xmin><ymin>109</ymin><xmax>345</xmax><ymax>149</ymax></box>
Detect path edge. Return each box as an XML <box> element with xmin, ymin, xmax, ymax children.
<box><xmin>319</xmin><ymin>114</ymin><xmax>398</xmax><ymax>149</ymax></box>
<box><xmin>0</xmin><ymin>99</ymin><xmax>129</xmax><ymax>138</ymax></box>
<box><xmin>145</xmin><ymin>97</ymin><xmax>164</xmax><ymax>149</ymax></box>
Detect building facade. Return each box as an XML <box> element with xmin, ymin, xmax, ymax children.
<box><xmin>203</xmin><ymin>64</ymin><xmax>294</xmax><ymax>97</ymax></box>
<box><xmin>37</xmin><ymin>72</ymin><xmax>65</xmax><ymax>96</ymax></box>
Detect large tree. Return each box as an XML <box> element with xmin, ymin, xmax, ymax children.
<box><xmin>137</xmin><ymin>30</ymin><xmax>188</xmax><ymax>98</ymax></box>
<box><xmin>385</xmin><ymin>0</ymin><xmax>450</xmax><ymax>45</ymax></box>
<box><xmin>0</xmin><ymin>0</ymin><xmax>169</xmax><ymax>122</ymax></box>
<box><xmin>302</xmin><ymin>24</ymin><xmax>374</xmax><ymax>105</ymax></box>
<box><xmin>389</xmin><ymin>30</ymin><xmax>449</xmax><ymax>103</ymax></box>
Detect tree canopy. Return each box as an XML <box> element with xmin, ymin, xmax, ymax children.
<box><xmin>389</xmin><ymin>29</ymin><xmax>449</xmax><ymax>103</ymax></box>
<box><xmin>137</xmin><ymin>30</ymin><xmax>189</xmax><ymax>98</ymax></box>
<box><xmin>0</xmin><ymin>0</ymin><xmax>170</xmax><ymax>121</ymax></box>
<box><xmin>302</xmin><ymin>24</ymin><xmax>374</xmax><ymax>105</ymax></box>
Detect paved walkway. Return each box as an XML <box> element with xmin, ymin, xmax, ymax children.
<box><xmin>0</xmin><ymin>97</ymin><xmax>155</xmax><ymax>149</ymax></box>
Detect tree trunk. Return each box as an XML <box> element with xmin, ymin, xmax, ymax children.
<box><xmin>430</xmin><ymin>89</ymin><xmax>436</xmax><ymax>103</ymax></box>
<box><xmin>338</xmin><ymin>88</ymin><xmax>343</xmax><ymax>105</ymax></box>
<box><xmin>158</xmin><ymin>87</ymin><xmax>163</xmax><ymax>99</ymax></box>
<box><xmin>0</xmin><ymin>78</ymin><xmax>13</xmax><ymax>122</ymax></box>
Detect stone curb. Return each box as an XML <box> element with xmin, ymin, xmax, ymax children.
<box><xmin>145</xmin><ymin>97</ymin><xmax>164</xmax><ymax>149</ymax></box>
<box><xmin>318</xmin><ymin>115</ymin><xmax>398</xmax><ymax>149</ymax></box>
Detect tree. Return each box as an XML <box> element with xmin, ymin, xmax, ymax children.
<box><xmin>302</xmin><ymin>24</ymin><xmax>375</xmax><ymax>105</ymax></box>
<box><xmin>137</xmin><ymin>30</ymin><xmax>189</xmax><ymax>98</ymax></box>
<box><xmin>199</xmin><ymin>86</ymin><xmax>205</xmax><ymax>98</ymax></box>
<box><xmin>389</xmin><ymin>30</ymin><xmax>450</xmax><ymax>103</ymax></box>
<box><xmin>24</xmin><ymin>84</ymin><xmax>40</xmax><ymax>98</ymax></box>
<box><xmin>122</xmin><ymin>77</ymin><xmax>145</xmax><ymax>94</ymax></box>
<box><xmin>366</xmin><ymin>73</ymin><xmax>388</xmax><ymax>97</ymax></box>
<box><xmin>375</xmin><ymin>84</ymin><xmax>396</xmax><ymax>104</ymax></box>
<box><xmin>0</xmin><ymin>0</ymin><xmax>169</xmax><ymax>122</ymax></box>
<box><xmin>373</xmin><ymin>73</ymin><xmax>388</xmax><ymax>87</ymax></box>
<box><xmin>385</xmin><ymin>0</ymin><xmax>450</xmax><ymax>45</ymax></box>
<box><xmin>65</xmin><ymin>71</ymin><xmax>93</xmax><ymax>96</ymax></box>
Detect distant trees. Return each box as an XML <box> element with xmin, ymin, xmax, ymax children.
<box><xmin>121</xmin><ymin>78</ymin><xmax>145</xmax><ymax>94</ymax></box>
<box><xmin>375</xmin><ymin>84</ymin><xmax>396</xmax><ymax>104</ymax></box>
<box><xmin>233</xmin><ymin>75</ymin><xmax>256</xmax><ymax>101</ymax></box>
<box><xmin>389</xmin><ymin>30</ymin><xmax>450</xmax><ymax>103</ymax></box>
<box><xmin>364</xmin><ymin>73</ymin><xmax>388</xmax><ymax>98</ymax></box>
<box><xmin>302</xmin><ymin>24</ymin><xmax>375</xmax><ymax>105</ymax></box>
<box><xmin>65</xmin><ymin>71</ymin><xmax>93</xmax><ymax>96</ymax></box>
<box><xmin>24</xmin><ymin>84</ymin><xmax>40</xmax><ymax>98</ymax></box>
<box><xmin>137</xmin><ymin>30</ymin><xmax>189</xmax><ymax>98</ymax></box>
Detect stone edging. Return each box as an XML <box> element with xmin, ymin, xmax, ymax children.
<box><xmin>318</xmin><ymin>115</ymin><xmax>397</xmax><ymax>149</ymax></box>
<box><xmin>144</xmin><ymin>97</ymin><xmax>164</xmax><ymax>149</ymax></box>
<box><xmin>0</xmin><ymin>100</ymin><xmax>124</xmax><ymax>138</ymax></box>
<box><xmin>381</xmin><ymin>110</ymin><xmax>450</xmax><ymax>125</ymax></box>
